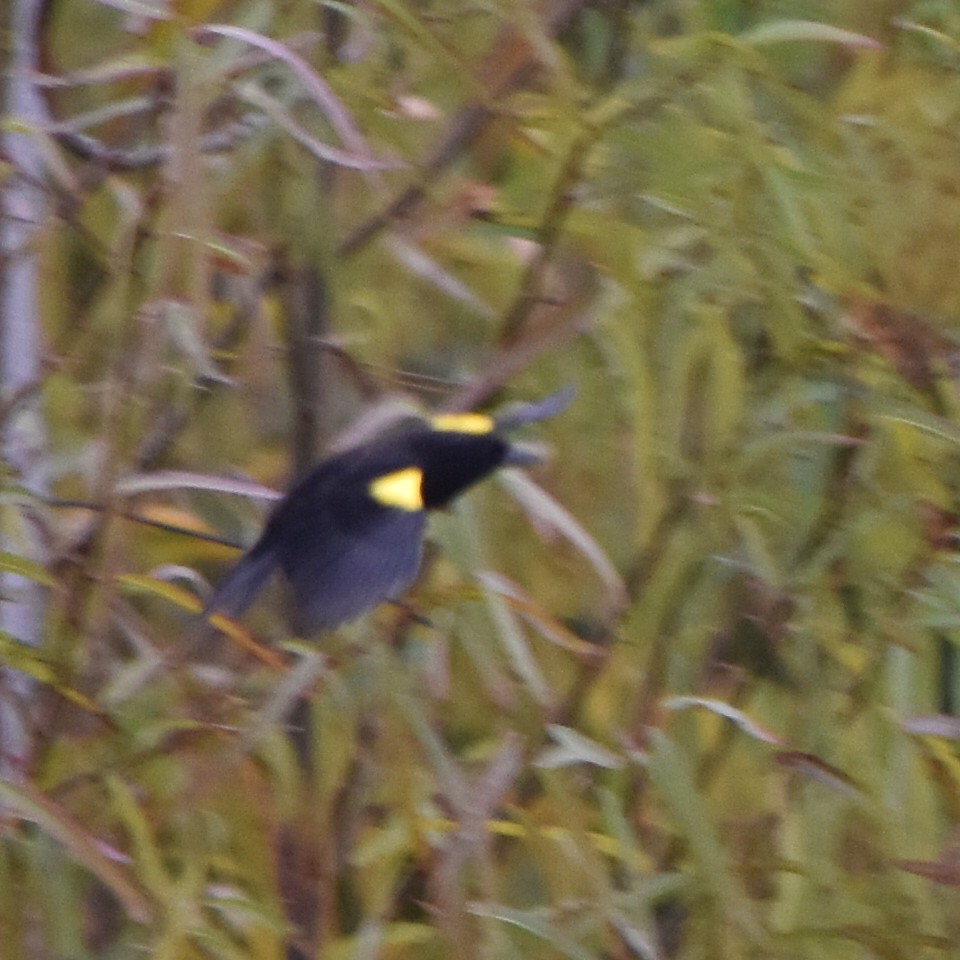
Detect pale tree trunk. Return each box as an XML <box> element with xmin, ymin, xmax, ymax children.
<box><xmin>1</xmin><ymin>0</ymin><xmax>50</xmax><ymax>778</ymax></box>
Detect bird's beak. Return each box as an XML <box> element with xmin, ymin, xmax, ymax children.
<box><xmin>495</xmin><ymin>385</ymin><xmax>575</xmax><ymax>431</ymax></box>
<box><xmin>503</xmin><ymin>441</ymin><xmax>549</xmax><ymax>467</ymax></box>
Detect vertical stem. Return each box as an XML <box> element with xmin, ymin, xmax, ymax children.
<box><xmin>0</xmin><ymin>0</ymin><xmax>50</xmax><ymax>777</ymax></box>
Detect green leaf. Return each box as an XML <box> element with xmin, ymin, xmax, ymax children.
<box><xmin>740</xmin><ymin>19</ymin><xmax>883</xmax><ymax>49</ymax></box>
<box><xmin>663</xmin><ymin>696</ymin><xmax>786</xmax><ymax>745</ymax></box>
<box><xmin>0</xmin><ymin>550</ymin><xmax>54</xmax><ymax>587</ymax></box>
<box><xmin>0</xmin><ymin>779</ymin><xmax>152</xmax><ymax>924</ymax></box>
<box><xmin>115</xmin><ymin>573</ymin><xmax>203</xmax><ymax>612</ymax></box>
<box><xmin>535</xmin><ymin>724</ymin><xmax>625</xmax><ymax>770</ymax></box>
<box><xmin>645</xmin><ymin>729</ymin><xmax>765</xmax><ymax>944</ymax></box>
<box><xmin>468</xmin><ymin>903</ymin><xmax>597</xmax><ymax>960</ymax></box>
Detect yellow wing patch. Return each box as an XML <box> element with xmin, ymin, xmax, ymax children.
<box><xmin>430</xmin><ymin>413</ymin><xmax>494</xmax><ymax>435</ymax></box>
<box><xmin>369</xmin><ymin>467</ymin><xmax>425</xmax><ymax>511</ymax></box>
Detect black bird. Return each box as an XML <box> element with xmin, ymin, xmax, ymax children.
<box><xmin>205</xmin><ymin>388</ymin><xmax>573</xmax><ymax>634</ymax></box>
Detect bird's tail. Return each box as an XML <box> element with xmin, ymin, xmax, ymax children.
<box><xmin>203</xmin><ymin>546</ymin><xmax>277</xmax><ymax>622</ymax></box>
<box><xmin>132</xmin><ymin>547</ymin><xmax>278</xmax><ymax>685</ymax></box>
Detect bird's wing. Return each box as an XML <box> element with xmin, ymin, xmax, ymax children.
<box><xmin>280</xmin><ymin>508</ymin><xmax>427</xmax><ymax>632</ymax></box>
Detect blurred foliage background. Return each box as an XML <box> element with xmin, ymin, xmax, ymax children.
<box><xmin>4</xmin><ymin>0</ymin><xmax>960</xmax><ymax>957</ymax></box>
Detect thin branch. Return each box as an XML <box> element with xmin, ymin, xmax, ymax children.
<box><xmin>44</xmin><ymin>498</ymin><xmax>246</xmax><ymax>551</ymax></box>
<box><xmin>338</xmin><ymin>0</ymin><xmax>590</xmax><ymax>258</ymax></box>
<box><xmin>54</xmin><ymin>114</ymin><xmax>268</xmax><ymax>172</ymax></box>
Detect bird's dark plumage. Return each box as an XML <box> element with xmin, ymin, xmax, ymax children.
<box><xmin>204</xmin><ymin>389</ymin><xmax>572</xmax><ymax>634</ymax></box>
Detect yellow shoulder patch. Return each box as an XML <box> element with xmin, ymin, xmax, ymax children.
<box><xmin>430</xmin><ymin>413</ymin><xmax>495</xmax><ymax>435</ymax></box>
<box><xmin>369</xmin><ymin>467</ymin><xmax>424</xmax><ymax>511</ymax></box>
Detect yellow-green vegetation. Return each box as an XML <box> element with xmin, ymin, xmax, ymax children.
<box><xmin>4</xmin><ymin>0</ymin><xmax>960</xmax><ymax>957</ymax></box>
